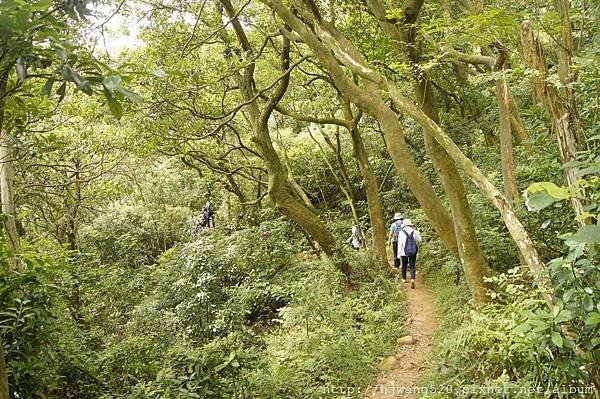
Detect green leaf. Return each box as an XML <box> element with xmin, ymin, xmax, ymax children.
<box><xmin>562</xmin><ymin>288</ymin><xmax>576</xmax><ymax>303</ymax></box>
<box><xmin>55</xmin><ymin>46</ymin><xmax>67</xmax><ymax>62</ymax></box>
<box><xmin>102</xmin><ymin>75</ymin><xmax>122</xmax><ymax>91</ymax></box>
<box><xmin>585</xmin><ymin>313</ymin><xmax>600</xmax><ymax>325</ymax></box>
<box><xmin>512</xmin><ymin>322</ymin><xmax>531</xmax><ymax>335</ymax></box>
<box><xmin>551</xmin><ymin>331</ymin><xmax>563</xmax><ymax>348</ymax></box>
<box><xmin>583</xmin><ymin>295</ymin><xmax>594</xmax><ymax>312</ymax></box>
<box><xmin>31</xmin><ymin>0</ymin><xmax>52</xmax><ymax>11</ymax></box>
<box><xmin>56</xmin><ymin>82</ymin><xmax>66</xmax><ymax>102</ymax></box>
<box><xmin>61</xmin><ymin>65</ymin><xmax>92</xmax><ymax>94</ymax></box>
<box><xmin>116</xmin><ymin>87</ymin><xmax>142</xmax><ymax>102</ymax></box>
<box><xmin>530</xmin><ymin>319</ymin><xmax>548</xmax><ymax>332</ymax></box>
<box><xmin>560</xmin><ymin>225</ymin><xmax>600</xmax><ymax>244</ymax></box>
<box><xmin>555</xmin><ymin>310</ymin><xmax>574</xmax><ymax>323</ymax></box>
<box><xmin>527</xmin><ymin>182</ymin><xmax>571</xmax><ymax>199</ymax></box>
<box><xmin>61</xmin><ymin>64</ymin><xmax>75</xmax><ymax>81</ymax></box>
<box><xmin>106</xmin><ymin>96</ymin><xmax>122</xmax><ymax>119</ymax></box>
<box><xmin>41</xmin><ymin>77</ymin><xmax>54</xmax><ymax>97</ymax></box>
<box><xmin>525</xmin><ymin>191</ymin><xmax>558</xmax><ymax>212</ymax></box>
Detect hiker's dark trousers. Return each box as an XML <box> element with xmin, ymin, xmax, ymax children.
<box><xmin>401</xmin><ymin>255</ymin><xmax>416</xmax><ymax>280</ymax></box>
<box><xmin>392</xmin><ymin>240</ymin><xmax>400</xmax><ymax>268</ymax></box>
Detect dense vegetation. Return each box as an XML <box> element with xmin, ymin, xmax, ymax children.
<box><xmin>0</xmin><ymin>0</ymin><xmax>598</xmax><ymax>398</ymax></box>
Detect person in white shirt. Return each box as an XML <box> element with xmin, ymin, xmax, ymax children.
<box><xmin>397</xmin><ymin>219</ymin><xmax>422</xmax><ymax>289</ymax></box>
<box><xmin>347</xmin><ymin>222</ymin><xmax>362</xmax><ymax>250</ymax></box>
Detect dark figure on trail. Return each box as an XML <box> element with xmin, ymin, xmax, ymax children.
<box><xmin>387</xmin><ymin>213</ymin><xmax>404</xmax><ymax>269</ymax></box>
<box><xmin>202</xmin><ymin>201</ymin><xmax>215</xmax><ymax>228</ymax></box>
<box><xmin>346</xmin><ymin>222</ymin><xmax>362</xmax><ymax>250</ymax></box>
<box><xmin>190</xmin><ymin>214</ymin><xmax>203</xmax><ymax>237</ymax></box>
<box><xmin>397</xmin><ymin>219</ymin><xmax>422</xmax><ymax>289</ymax></box>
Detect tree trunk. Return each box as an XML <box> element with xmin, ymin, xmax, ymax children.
<box><xmin>415</xmin><ymin>78</ymin><xmax>490</xmax><ymax>302</ymax></box>
<box><xmin>308</xmin><ymin>126</ymin><xmax>360</xmax><ymax>224</ymax></box>
<box><xmin>255</xmin><ymin>125</ymin><xmax>351</xmax><ymax>275</ymax></box>
<box><xmin>0</xmin><ymin>132</ymin><xmax>21</xmax><ymax>269</ymax></box>
<box><xmin>364</xmin><ymin>0</ymin><xmax>489</xmax><ymax>301</ymax></box>
<box><xmin>556</xmin><ymin>0</ymin><xmax>580</xmax><ymax>144</ymax></box>
<box><xmin>265</xmin><ymin>0</ymin><xmax>460</xmax><ymax>259</ymax></box>
<box><xmin>521</xmin><ymin>23</ymin><xmax>585</xmax><ymax>222</ymax></box>
<box><xmin>508</xmin><ymin>94</ymin><xmax>531</xmax><ymax>150</ymax></box>
<box><xmin>342</xmin><ymin>101</ymin><xmax>388</xmax><ymax>270</ymax></box>
<box><xmin>275</xmin><ymin>132</ymin><xmax>317</xmax><ymax>212</ymax></box>
<box><xmin>384</xmin><ymin>82</ymin><xmax>553</xmax><ymax>308</ymax></box>
<box><xmin>266</xmin><ymin>1</ymin><xmax>552</xmax><ymax>306</ymax></box>
<box><xmin>0</xmin><ymin>76</ymin><xmax>20</xmax><ymax>266</ymax></box>
<box><xmin>220</xmin><ymin>0</ymin><xmax>351</xmax><ymax>275</ymax></box>
<box><xmin>494</xmin><ymin>51</ymin><xmax>520</xmax><ymax>205</ymax></box>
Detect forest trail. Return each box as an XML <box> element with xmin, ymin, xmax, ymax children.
<box><xmin>364</xmin><ymin>273</ymin><xmax>439</xmax><ymax>398</ymax></box>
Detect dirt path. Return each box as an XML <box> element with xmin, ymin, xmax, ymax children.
<box><xmin>364</xmin><ymin>273</ymin><xmax>439</xmax><ymax>398</ymax></box>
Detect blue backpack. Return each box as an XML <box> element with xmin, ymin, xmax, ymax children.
<box><xmin>402</xmin><ymin>228</ymin><xmax>418</xmax><ymax>256</ymax></box>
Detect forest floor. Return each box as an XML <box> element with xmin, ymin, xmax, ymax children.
<box><xmin>364</xmin><ymin>273</ymin><xmax>439</xmax><ymax>398</ymax></box>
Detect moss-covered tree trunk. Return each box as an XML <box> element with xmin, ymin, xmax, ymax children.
<box><xmin>220</xmin><ymin>0</ymin><xmax>350</xmax><ymax>275</ymax></box>
<box><xmin>415</xmin><ymin>78</ymin><xmax>490</xmax><ymax>302</ymax></box>
<box><xmin>0</xmin><ymin>74</ymin><xmax>12</xmax><ymax>399</ymax></box>
<box><xmin>359</xmin><ymin>0</ymin><xmax>490</xmax><ymax>300</ymax></box>
<box><xmin>262</xmin><ymin>0</ymin><xmax>553</xmax><ymax>307</ymax></box>
<box><xmin>0</xmin><ymin>77</ymin><xmax>20</xmax><ymax>267</ymax></box>
<box><xmin>263</xmin><ymin>0</ymin><xmax>460</xmax><ymax>259</ymax></box>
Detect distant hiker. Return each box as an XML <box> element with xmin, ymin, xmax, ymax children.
<box><xmin>346</xmin><ymin>222</ymin><xmax>362</xmax><ymax>250</ymax></box>
<box><xmin>388</xmin><ymin>213</ymin><xmax>404</xmax><ymax>269</ymax></box>
<box><xmin>398</xmin><ymin>219</ymin><xmax>422</xmax><ymax>289</ymax></box>
<box><xmin>202</xmin><ymin>201</ymin><xmax>215</xmax><ymax>228</ymax></box>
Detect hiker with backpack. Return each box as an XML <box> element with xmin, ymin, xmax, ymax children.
<box><xmin>398</xmin><ymin>219</ymin><xmax>421</xmax><ymax>289</ymax></box>
<box><xmin>387</xmin><ymin>213</ymin><xmax>404</xmax><ymax>269</ymax></box>
<box><xmin>202</xmin><ymin>201</ymin><xmax>215</xmax><ymax>228</ymax></box>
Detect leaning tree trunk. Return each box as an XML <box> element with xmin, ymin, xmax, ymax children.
<box><xmin>341</xmin><ymin>101</ymin><xmax>388</xmax><ymax>270</ymax></box>
<box><xmin>385</xmin><ymin>82</ymin><xmax>554</xmax><ymax>308</ymax></box>
<box><xmin>220</xmin><ymin>0</ymin><xmax>351</xmax><ymax>275</ymax></box>
<box><xmin>275</xmin><ymin>132</ymin><xmax>318</xmax><ymax>213</ymax></box>
<box><xmin>264</xmin><ymin>0</ymin><xmax>552</xmax><ymax>307</ymax></box>
<box><xmin>415</xmin><ymin>77</ymin><xmax>490</xmax><ymax>302</ymax></box>
<box><xmin>494</xmin><ymin>51</ymin><xmax>520</xmax><ymax>205</ymax></box>
<box><xmin>264</xmin><ymin>0</ymin><xmax>460</xmax><ymax>259</ymax></box>
<box><xmin>521</xmin><ymin>23</ymin><xmax>585</xmax><ymax>222</ymax></box>
<box><xmin>255</xmin><ymin>124</ymin><xmax>352</xmax><ymax>275</ymax></box>
<box><xmin>397</xmin><ymin>0</ymin><xmax>490</xmax><ymax>302</ymax></box>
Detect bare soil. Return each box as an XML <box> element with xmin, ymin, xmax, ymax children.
<box><xmin>364</xmin><ymin>273</ymin><xmax>439</xmax><ymax>399</ymax></box>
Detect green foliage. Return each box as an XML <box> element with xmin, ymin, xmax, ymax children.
<box><xmin>0</xmin><ymin>237</ymin><xmax>106</xmax><ymax>398</ymax></box>
<box><xmin>422</xmin><ymin>136</ymin><xmax>600</xmax><ymax>397</ymax></box>
<box><xmin>79</xmin><ymin>203</ymin><xmax>189</xmax><ymax>267</ymax></box>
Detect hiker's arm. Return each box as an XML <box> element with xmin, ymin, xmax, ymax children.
<box><xmin>415</xmin><ymin>230</ymin><xmax>422</xmax><ymax>242</ymax></box>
